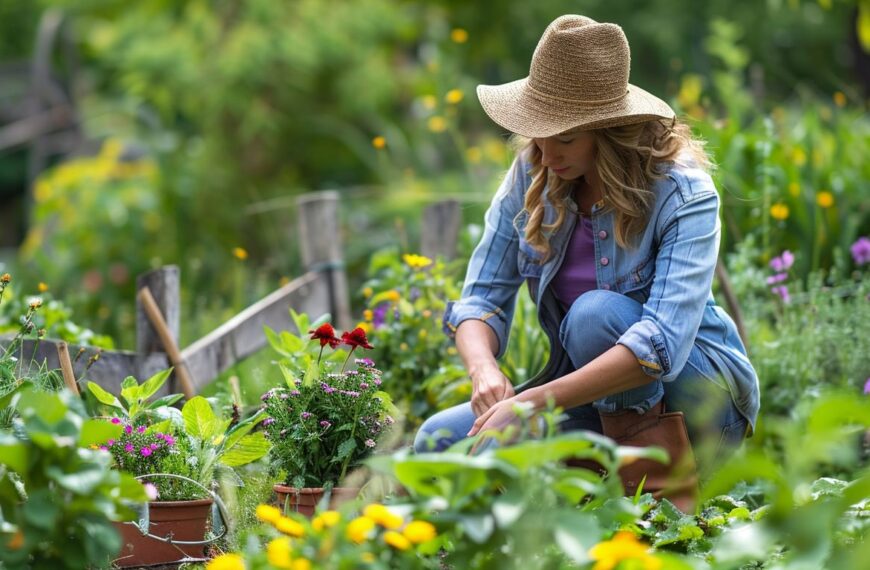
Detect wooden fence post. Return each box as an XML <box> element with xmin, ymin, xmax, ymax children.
<box><xmin>136</xmin><ymin>266</ymin><xmax>180</xmax><ymax>387</ymax></box>
<box><xmin>421</xmin><ymin>200</ymin><xmax>461</xmax><ymax>261</ymax></box>
<box><xmin>296</xmin><ymin>191</ymin><xmax>351</xmax><ymax>330</ymax></box>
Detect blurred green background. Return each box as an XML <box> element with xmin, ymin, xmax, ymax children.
<box><xmin>0</xmin><ymin>0</ymin><xmax>867</xmax><ymax>350</ymax></box>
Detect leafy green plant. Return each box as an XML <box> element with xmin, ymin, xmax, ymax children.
<box><xmin>0</xmin><ymin>386</ymin><xmax>146</xmax><ymax>569</ymax></box>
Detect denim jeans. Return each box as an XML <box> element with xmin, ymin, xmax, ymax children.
<box><xmin>415</xmin><ymin>290</ymin><xmax>748</xmax><ymax>475</ymax></box>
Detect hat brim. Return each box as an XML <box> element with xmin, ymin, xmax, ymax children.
<box><xmin>477</xmin><ymin>78</ymin><xmax>676</xmax><ymax>138</ymax></box>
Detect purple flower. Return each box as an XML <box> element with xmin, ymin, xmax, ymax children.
<box><xmin>110</xmin><ymin>417</ymin><xmax>121</xmax><ymax>425</ymax></box>
<box><xmin>769</xmin><ymin>250</ymin><xmax>795</xmax><ymax>272</ymax></box>
<box><xmin>340</xmin><ymin>390</ymin><xmax>360</xmax><ymax>398</ymax></box>
<box><xmin>125</xmin><ymin>425</ymin><xmax>133</xmax><ymax>434</ymax></box>
<box><xmin>372</xmin><ymin>304</ymin><xmax>389</xmax><ymax>328</ymax></box>
<box><xmin>125</xmin><ymin>443</ymin><xmax>134</xmax><ymax>453</ymax></box>
<box><xmin>320</xmin><ymin>420</ymin><xmax>332</xmax><ymax>428</ymax></box>
<box><xmin>150</xmin><ymin>443</ymin><xmax>159</xmax><ymax>450</ymax></box>
<box><xmin>385</xmin><ymin>415</ymin><xmax>395</xmax><ymax>425</ymax></box>
<box><xmin>373</xmin><ymin>377</ymin><xmax>382</xmax><ymax>386</ymax></box>
<box><xmin>165</xmin><ymin>435</ymin><xmax>175</xmax><ymax>446</ymax></box>
<box><xmin>279</xmin><ymin>393</ymin><xmax>289</xmax><ymax>399</ymax></box>
<box><xmin>356</xmin><ymin>358</ymin><xmax>375</xmax><ymax>367</ymax></box>
<box><xmin>765</xmin><ymin>272</ymin><xmax>788</xmax><ymax>285</ymax></box>
<box><xmin>137</xmin><ymin>426</ymin><xmax>146</xmax><ymax>434</ymax></box>
<box><xmin>107</xmin><ymin>439</ymin><xmax>115</xmax><ymax>446</ymax></box>
<box><xmin>141</xmin><ymin>447</ymin><xmax>153</xmax><ymax>457</ymax></box>
<box><xmin>290</xmin><ymin>390</ymin><xmax>301</xmax><ymax>396</ymax></box>
<box><xmin>99</xmin><ymin>445</ymin><xmax>107</xmax><ymax>451</ymax></box>
<box><xmin>360</xmin><ymin>382</ymin><xmax>370</xmax><ymax>390</ymax></box>
<box><xmin>263</xmin><ymin>417</ymin><xmax>275</xmax><ymax>426</ymax></box>
<box><xmin>409</xmin><ymin>287</ymin><xmax>421</xmax><ymax>302</ymax></box>
<box><xmin>261</xmin><ymin>390</ymin><xmax>273</xmax><ymax>401</ymax></box>
<box><xmin>364</xmin><ymin>439</ymin><xmax>376</xmax><ymax>448</ymax></box>
<box><xmin>320</xmin><ymin>382</ymin><xmax>336</xmax><ymax>394</ymax></box>
<box><xmin>864</xmin><ymin>378</ymin><xmax>870</xmax><ymax>395</ymax></box>
<box><xmin>301</xmin><ymin>412</ymin><xmax>312</xmax><ymax>420</ymax></box>
<box><xmin>771</xmin><ymin>285</ymin><xmax>791</xmax><ymax>303</ymax></box>
<box><xmin>851</xmin><ymin>237</ymin><xmax>870</xmax><ymax>266</ymax></box>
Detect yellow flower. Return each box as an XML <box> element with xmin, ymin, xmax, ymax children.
<box><xmin>445</xmin><ymin>89</ymin><xmax>464</xmax><ymax>104</ymax></box>
<box><xmin>677</xmin><ymin>74</ymin><xmax>703</xmax><ymax>109</ymax></box>
<box><xmin>588</xmin><ymin>531</ymin><xmax>662</xmax><ymax>570</ymax></box>
<box><xmin>792</xmin><ymin>147</ymin><xmax>807</xmax><ymax>166</ymax></box>
<box><xmin>403</xmin><ymin>520</ymin><xmax>437</xmax><ymax>544</ymax></box>
<box><xmin>450</xmin><ymin>28</ymin><xmax>468</xmax><ymax>43</ymax></box>
<box><xmin>363</xmin><ymin>287</ymin><xmax>373</xmax><ymax>298</ymax></box>
<box><xmin>400</xmin><ymin>342</ymin><xmax>409</xmax><ymax>351</ymax></box>
<box><xmin>29</xmin><ymin>298</ymin><xmax>42</xmax><ymax>309</ymax></box>
<box><xmin>402</xmin><ymin>253</ymin><xmax>433</xmax><ymax>269</ymax></box>
<box><xmin>1</xmin><ymin>273</ymin><xmax>10</xmax><ymax>284</ymax></box>
<box><xmin>206</xmin><ymin>553</ymin><xmax>246</xmax><ymax>570</ymax></box>
<box><xmin>372</xmin><ymin>136</ymin><xmax>387</xmax><ymax>149</ymax></box>
<box><xmin>363</xmin><ymin>309</ymin><xmax>374</xmax><ymax>322</ymax></box>
<box><xmin>292</xmin><ymin>559</ymin><xmax>311</xmax><ymax>570</ymax></box>
<box><xmin>788</xmin><ymin>182</ymin><xmax>800</xmax><ymax>197</ymax></box>
<box><xmin>833</xmin><ymin>91</ymin><xmax>847</xmax><ymax>107</ymax></box>
<box><xmin>421</xmin><ymin>95</ymin><xmax>437</xmax><ymax>110</ymax></box>
<box><xmin>275</xmin><ymin>516</ymin><xmax>305</xmax><ymax>538</ymax></box>
<box><xmin>363</xmin><ymin>504</ymin><xmax>404</xmax><ymax>529</ymax></box>
<box><xmin>383</xmin><ymin>530</ymin><xmax>412</xmax><ymax>550</ymax></box>
<box><xmin>267</xmin><ymin>537</ymin><xmax>293</xmax><ymax>569</ymax></box>
<box><xmin>255</xmin><ymin>504</ymin><xmax>282</xmax><ymax>524</ymax></box>
<box><xmin>386</xmin><ymin>290</ymin><xmax>401</xmax><ymax>302</ymax></box>
<box><xmin>312</xmin><ymin>510</ymin><xmax>341</xmax><ymax>531</ymax></box>
<box><xmin>361</xmin><ymin>552</ymin><xmax>376</xmax><ymax>563</ymax></box>
<box><xmin>465</xmin><ymin>146</ymin><xmax>483</xmax><ymax>164</ymax></box>
<box><xmin>427</xmin><ymin>116</ymin><xmax>447</xmax><ymax>133</ymax></box>
<box><xmin>816</xmin><ymin>191</ymin><xmax>834</xmax><ymax>208</ymax></box>
<box><xmin>346</xmin><ymin>516</ymin><xmax>376</xmax><ymax>543</ymax></box>
<box><xmin>770</xmin><ymin>203</ymin><xmax>789</xmax><ymax>221</ymax></box>
<box><xmin>418</xmin><ymin>329</ymin><xmax>428</xmax><ymax>339</ymax></box>
<box><xmin>232</xmin><ymin>247</ymin><xmax>248</xmax><ymax>260</ymax></box>
<box><xmin>356</xmin><ymin>321</ymin><xmax>372</xmax><ymax>334</ymax></box>
<box><xmin>37</xmin><ymin>282</ymin><xmax>49</xmax><ymax>293</ymax></box>
<box><xmin>422</xmin><ymin>309</ymin><xmax>432</xmax><ymax>318</ymax></box>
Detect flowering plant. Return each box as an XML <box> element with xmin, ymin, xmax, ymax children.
<box><xmin>262</xmin><ymin>311</ymin><xmax>395</xmax><ymax>488</ymax></box>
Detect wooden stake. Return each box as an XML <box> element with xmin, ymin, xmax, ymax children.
<box><xmin>137</xmin><ymin>286</ymin><xmax>196</xmax><ymax>399</ymax></box>
<box><xmin>56</xmin><ymin>341</ymin><xmax>80</xmax><ymax>396</ymax></box>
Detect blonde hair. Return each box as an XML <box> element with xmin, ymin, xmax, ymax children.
<box><xmin>512</xmin><ymin>119</ymin><xmax>711</xmax><ymax>260</ymax></box>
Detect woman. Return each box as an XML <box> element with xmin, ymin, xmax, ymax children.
<box><xmin>413</xmin><ymin>15</ymin><xmax>759</xmax><ymax>508</ymax></box>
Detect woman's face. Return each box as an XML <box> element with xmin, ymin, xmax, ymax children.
<box><xmin>532</xmin><ymin>131</ymin><xmax>597</xmax><ymax>180</ymax></box>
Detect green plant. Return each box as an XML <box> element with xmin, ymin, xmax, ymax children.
<box><xmin>0</xmin><ymin>386</ymin><xmax>146</xmax><ymax>569</ymax></box>
<box><xmin>262</xmin><ymin>312</ymin><xmax>396</xmax><ymax>488</ymax></box>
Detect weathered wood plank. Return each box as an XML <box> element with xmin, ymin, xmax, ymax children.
<box><xmin>180</xmin><ymin>271</ymin><xmax>331</xmax><ymax>391</ymax></box>
<box><xmin>136</xmin><ymin>266</ymin><xmax>180</xmax><ymax>390</ymax></box>
<box><xmin>421</xmin><ymin>200</ymin><xmax>461</xmax><ymax>261</ymax></box>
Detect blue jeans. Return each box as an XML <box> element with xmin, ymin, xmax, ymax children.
<box><xmin>415</xmin><ymin>290</ymin><xmax>748</xmax><ymax>473</ymax></box>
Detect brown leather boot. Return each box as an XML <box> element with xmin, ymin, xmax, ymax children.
<box><xmin>598</xmin><ymin>401</ymin><xmax>699</xmax><ymax>513</ymax></box>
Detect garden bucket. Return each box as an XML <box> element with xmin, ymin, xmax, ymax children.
<box><xmin>273</xmin><ymin>485</ymin><xmax>360</xmax><ymax>517</ymax></box>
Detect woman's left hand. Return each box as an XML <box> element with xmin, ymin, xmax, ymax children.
<box><xmin>467</xmin><ymin>397</ymin><xmax>525</xmax><ymax>437</ymax></box>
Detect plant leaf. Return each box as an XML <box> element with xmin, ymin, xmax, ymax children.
<box><xmin>182</xmin><ymin>396</ymin><xmax>219</xmax><ymax>440</ymax></box>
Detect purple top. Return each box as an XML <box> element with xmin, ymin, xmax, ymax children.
<box><xmin>550</xmin><ymin>215</ymin><xmax>597</xmax><ymax>308</ymax></box>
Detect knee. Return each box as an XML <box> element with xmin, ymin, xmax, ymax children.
<box><xmin>559</xmin><ymin>290</ymin><xmax>642</xmax><ymax>365</ymax></box>
<box><xmin>413</xmin><ymin>414</ymin><xmax>461</xmax><ymax>453</ymax></box>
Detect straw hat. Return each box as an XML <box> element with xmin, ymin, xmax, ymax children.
<box><xmin>477</xmin><ymin>15</ymin><xmax>676</xmax><ymax>138</ymax></box>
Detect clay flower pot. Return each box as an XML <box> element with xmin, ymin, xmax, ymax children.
<box><xmin>273</xmin><ymin>484</ymin><xmax>359</xmax><ymax>517</ymax></box>
<box><xmin>114</xmin><ymin>498</ymin><xmax>213</xmax><ymax>568</ymax></box>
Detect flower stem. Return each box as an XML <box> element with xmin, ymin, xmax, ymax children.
<box><xmin>341</xmin><ymin>347</ymin><xmax>356</xmax><ymax>373</ymax></box>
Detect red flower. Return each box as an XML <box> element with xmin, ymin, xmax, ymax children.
<box><xmin>309</xmin><ymin>323</ymin><xmax>341</xmax><ymax>348</ymax></box>
<box><xmin>341</xmin><ymin>327</ymin><xmax>374</xmax><ymax>350</ymax></box>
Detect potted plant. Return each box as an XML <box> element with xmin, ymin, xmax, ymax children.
<box><xmin>262</xmin><ymin>311</ymin><xmax>395</xmax><ymax>516</ymax></box>
<box><xmin>89</xmin><ymin>371</ymin><xmax>270</xmax><ymax>567</ymax></box>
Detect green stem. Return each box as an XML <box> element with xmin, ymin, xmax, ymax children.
<box><xmin>337</xmin><ymin>394</ymin><xmax>363</xmax><ymax>482</ymax></box>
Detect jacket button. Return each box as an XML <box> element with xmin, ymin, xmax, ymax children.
<box><xmin>600</xmin><ymin>257</ymin><xmax>609</xmax><ymax>266</ymax></box>
<box><xmin>601</xmin><ymin>283</ymin><xmax>611</xmax><ymax>290</ymax></box>
<box><xmin>598</xmin><ymin>230</ymin><xmax>608</xmax><ymax>239</ymax></box>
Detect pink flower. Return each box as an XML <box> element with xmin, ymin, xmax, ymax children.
<box><xmin>110</xmin><ymin>417</ymin><xmax>121</xmax><ymax>425</ymax></box>
<box><xmin>851</xmin><ymin>237</ymin><xmax>870</xmax><ymax>266</ymax></box>
<box><xmin>144</xmin><ymin>483</ymin><xmax>159</xmax><ymax>501</ymax></box>
<box><xmin>137</xmin><ymin>426</ymin><xmax>146</xmax><ymax>434</ymax></box>
<box><xmin>107</xmin><ymin>439</ymin><xmax>115</xmax><ymax>446</ymax></box>
<box><xmin>771</xmin><ymin>285</ymin><xmax>791</xmax><ymax>303</ymax></box>
<box><xmin>864</xmin><ymin>378</ymin><xmax>870</xmax><ymax>395</ymax></box>
<box><xmin>765</xmin><ymin>272</ymin><xmax>788</xmax><ymax>285</ymax></box>
<box><xmin>125</xmin><ymin>425</ymin><xmax>133</xmax><ymax>434</ymax></box>
<box><xmin>125</xmin><ymin>443</ymin><xmax>134</xmax><ymax>453</ymax></box>
<box><xmin>141</xmin><ymin>447</ymin><xmax>152</xmax><ymax>457</ymax></box>
<box><xmin>364</xmin><ymin>439</ymin><xmax>376</xmax><ymax>448</ymax></box>
<box><xmin>769</xmin><ymin>250</ymin><xmax>794</xmax><ymax>272</ymax></box>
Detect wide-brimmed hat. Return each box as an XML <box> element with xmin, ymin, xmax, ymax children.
<box><xmin>477</xmin><ymin>15</ymin><xmax>676</xmax><ymax>138</ymax></box>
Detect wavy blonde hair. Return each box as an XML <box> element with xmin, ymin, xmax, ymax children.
<box><xmin>512</xmin><ymin>119</ymin><xmax>711</xmax><ymax>260</ymax></box>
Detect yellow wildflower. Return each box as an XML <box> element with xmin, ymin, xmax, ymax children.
<box><xmin>206</xmin><ymin>553</ymin><xmax>246</xmax><ymax>570</ymax></box>
<box><xmin>588</xmin><ymin>531</ymin><xmax>662</xmax><ymax>570</ymax></box>
<box><xmin>363</xmin><ymin>504</ymin><xmax>404</xmax><ymax>529</ymax></box>
<box><xmin>427</xmin><ymin>116</ymin><xmax>447</xmax><ymax>133</ymax></box>
<box><xmin>403</xmin><ymin>520</ymin><xmax>437</xmax><ymax>544</ymax></box>
<box><xmin>788</xmin><ymin>182</ymin><xmax>800</xmax><ymax>197</ymax></box>
<box><xmin>361</xmin><ymin>552</ymin><xmax>376</xmax><ymax>563</ymax></box>
<box><xmin>292</xmin><ymin>559</ymin><xmax>311</xmax><ymax>570</ymax></box>
<box><xmin>422</xmin><ymin>309</ymin><xmax>432</xmax><ymax>318</ymax></box>
<box><xmin>346</xmin><ymin>516</ymin><xmax>376</xmax><ymax>543</ymax></box>
<box><xmin>356</xmin><ymin>321</ymin><xmax>372</xmax><ymax>334</ymax></box>
<box><xmin>363</xmin><ymin>309</ymin><xmax>374</xmax><ymax>322</ymax></box>
<box><xmin>1</xmin><ymin>273</ymin><xmax>11</xmax><ymax>284</ymax></box>
<box><xmin>403</xmin><ymin>253</ymin><xmax>433</xmax><ymax>269</ymax></box>
<box><xmin>770</xmin><ymin>203</ymin><xmax>789</xmax><ymax>221</ymax></box>
<box><xmin>255</xmin><ymin>504</ymin><xmax>282</xmax><ymax>524</ymax></box>
<box><xmin>450</xmin><ymin>28</ymin><xmax>468</xmax><ymax>43</ymax></box>
<box><xmin>29</xmin><ymin>298</ymin><xmax>42</xmax><ymax>310</ymax></box>
<box><xmin>445</xmin><ymin>89</ymin><xmax>464</xmax><ymax>104</ymax></box>
<box><xmin>312</xmin><ymin>510</ymin><xmax>341</xmax><ymax>531</ymax></box>
<box><xmin>232</xmin><ymin>247</ymin><xmax>248</xmax><ymax>260</ymax></box>
<box><xmin>362</xmin><ymin>287</ymin><xmax>374</xmax><ymax>298</ymax></box>
<box><xmin>386</xmin><ymin>290</ymin><xmax>401</xmax><ymax>302</ymax></box>
<box><xmin>816</xmin><ymin>191</ymin><xmax>834</xmax><ymax>208</ymax></box>
<box><xmin>384</xmin><ymin>530</ymin><xmax>412</xmax><ymax>551</ymax></box>
<box><xmin>372</xmin><ymin>136</ymin><xmax>387</xmax><ymax>149</ymax></box>
<box><xmin>419</xmin><ymin>329</ymin><xmax>428</xmax><ymax>339</ymax></box>
<box><xmin>792</xmin><ymin>147</ymin><xmax>807</xmax><ymax>166</ymax></box>
<box><xmin>37</xmin><ymin>282</ymin><xmax>49</xmax><ymax>293</ymax></box>
<box><xmin>275</xmin><ymin>516</ymin><xmax>305</xmax><ymax>538</ymax></box>
<box><xmin>833</xmin><ymin>91</ymin><xmax>846</xmax><ymax>107</ymax></box>
<box><xmin>267</xmin><ymin>537</ymin><xmax>293</xmax><ymax>569</ymax></box>
<box><xmin>466</xmin><ymin>146</ymin><xmax>482</xmax><ymax>163</ymax></box>
<box><xmin>421</xmin><ymin>95</ymin><xmax>437</xmax><ymax>110</ymax></box>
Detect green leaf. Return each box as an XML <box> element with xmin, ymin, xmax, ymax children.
<box><xmin>492</xmin><ymin>488</ymin><xmax>524</xmax><ymax>528</ymax></box>
<box><xmin>79</xmin><ymin>419</ymin><xmax>122</xmax><ymax>448</ymax></box>
<box><xmin>18</xmin><ymin>390</ymin><xmax>67</xmax><ymax>425</ymax></box>
<box><xmin>265</xmin><ymin>326</ymin><xmax>292</xmax><ymax>357</ymax></box>
<box><xmin>0</xmin><ymin>435</ymin><xmax>28</xmax><ymax>474</ymax></box>
<box><xmin>87</xmin><ymin>382</ymin><xmax>123</xmax><ymax>410</ymax></box>
<box><xmin>553</xmin><ymin>511</ymin><xmax>601</xmax><ymax>564</ymax></box>
<box><xmin>147</xmin><ymin>393</ymin><xmax>184</xmax><ymax>410</ymax></box>
<box><xmin>336</xmin><ymin>438</ymin><xmax>357</xmax><ymax>461</ymax></box>
<box><xmin>138</xmin><ymin>368</ymin><xmax>173</xmax><ymax>401</ymax></box>
<box><xmin>23</xmin><ymin>490</ymin><xmax>60</xmax><ymax>530</ymax></box>
<box><xmin>280</xmin><ymin>330</ymin><xmax>305</xmax><ymax>353</ymax></box>
<box><xmin>220</xmin><ymin>432</ymin><xmax>271</xmax><ymax>467</ymax></box>
<box><xmin>182</xmin><ymin>396</ymin><xmax>219</xmax><ymax>440</ymax></box>
<box><xmin>47</xmin><ymin>463</ymin><xmax>107</xmax><ymax>494</ymax></box>
<box><xmin>458</xmin><ymin>513</ymin><xmax>495</xmax><ymax>543</ymax></box>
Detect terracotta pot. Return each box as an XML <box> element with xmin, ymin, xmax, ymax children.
<box><xmin>273</xmin><ymin>485</ymin><xmax>359</xmax><ymax>517</ymax></box>
<box><xmin>113</xmin><ymin>498</ymin><xmax>213</xmax><ymax>568</ymax></box>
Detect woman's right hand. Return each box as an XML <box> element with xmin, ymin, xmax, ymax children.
<box><xmin>469</xmin><ymin>361</ymin><xmax>516</xmax><ymax>417</ymax></box>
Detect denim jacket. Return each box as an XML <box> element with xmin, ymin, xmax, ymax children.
<box><xmin>443</xmin><ymin>155</ymin><xmax>760</xmax><ymax>432</ymax></box>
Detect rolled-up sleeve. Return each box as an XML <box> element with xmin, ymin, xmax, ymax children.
<box><xmin>617</xmin><ymin>183</ymin><xmax>720</xmax><ymax>382</ymax></box>
<box><xmin>443</xmin><ymin>157</ymin><xmax>528</xmax><ymax>359</ymax></box>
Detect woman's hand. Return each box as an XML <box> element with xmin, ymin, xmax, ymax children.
<box><xmin>469</xmin><ymin>362</ymin><xmax>515</xmax><ymax>417</ymax></box>
<box><xmin>467</xmin><ymin>397</ymin><xmax>524</xmax><ymax>437</ymax></box>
